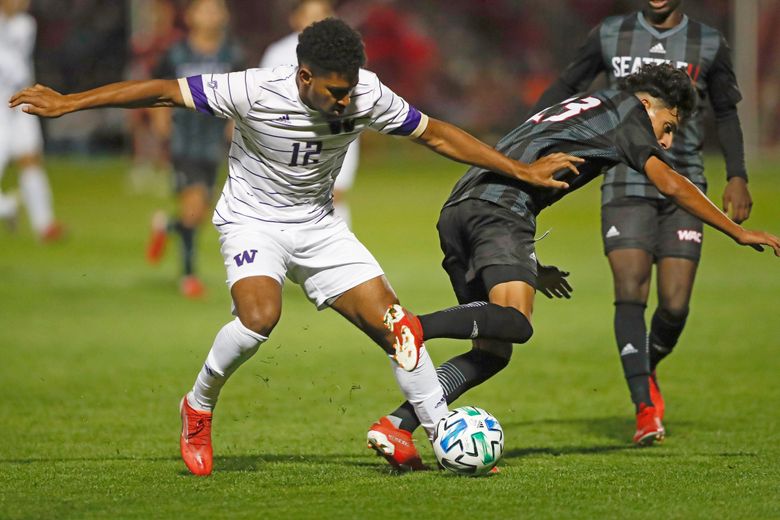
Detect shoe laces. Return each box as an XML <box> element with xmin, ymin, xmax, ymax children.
<box><xmin>186</xmin><ymin>414</ymin><xmax>212</xmax><ymax>445</ymax></box>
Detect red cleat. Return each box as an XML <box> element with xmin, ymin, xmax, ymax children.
<box><xmin>180</xmin><ymin>275</ymin><xmax>206</xmax><ymax>299</ymax></box>
<box><xmin>649</xmin><ymin>371</ymin><xmax>664</xmax><ymax>420</ymax></box>
<box><xmin>383</xmin><ymin>304</ymin><xmax>423</xmax><ymax>371</ymax></box>
<box><xmin>146</xmin><ymin>211</ymin><xmax>168</xmax><ymax>264</ymax></box>
<box><xmin>40</xmin><ymin>221</ymin><xmax>65</xmax><ymax>243</ymax></box>
<box><xmin>633</xmin><ymin>403</ymin><xmax>665</xmax><ymax>446</ymax></box>
<box><xmin>367</xmin><ymin>416</ymin><xmax>427</xmax><ymax>471</ymax></box>
<box><xmin>179</xmin><ymin>395</ymin><xmax>213</xmax><ymax>476</ymax></box>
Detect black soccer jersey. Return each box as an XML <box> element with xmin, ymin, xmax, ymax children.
<box><xmin>445</xmin><ymin>89</ymin><xmax>668</xmax><ymax>216</ymax></box>
<box><xmin>155</xmin><ymin>38</ymin><xmax>244</xmax><ymax>162</ymax></box>
<box><xmin>532</xmin><ymin>12</ymin><xmax>742</xmax><ymax>203</ymax></box>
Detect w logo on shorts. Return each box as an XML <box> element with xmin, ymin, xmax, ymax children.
<box><xmin>234</xmin><ymin>249</ymin><xmax>258</xmax><ymax>266</ymax></box>
<box><xmin>677</xmin><ymin>230</ymin><xmax>702</xmax><ymax>243</ymax></box>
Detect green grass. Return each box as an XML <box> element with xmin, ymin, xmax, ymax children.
<box><xmin>1</xmin><ymin>145</ymin><xmax>779</xmax><ymax>518</ymax></box>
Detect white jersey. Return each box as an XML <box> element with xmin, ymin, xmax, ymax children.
<box><xmin>0</xmin><ymin>12</ymin><xmax>36</xmax><ymax>93</ymax></box>
<box><xmin>179</xmin><ymin>66</ymin><xmax>427</xmax><ymax>225</ymax></box>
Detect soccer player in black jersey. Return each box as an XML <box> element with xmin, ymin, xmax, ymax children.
<box><xmin>366</xmin><ymin>63</ymin><xmax>779</xmax><ymax>470</ymax></box>
<box><xmin>529</xmin><ymin>0</ymin><xmax>754</xmax><ymax>443</ymax></box>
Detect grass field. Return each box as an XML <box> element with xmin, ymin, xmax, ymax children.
<box><xmin>1</xmin><ymin>144</ymin><xmax>779</xmax><ymax>518</ymax></box>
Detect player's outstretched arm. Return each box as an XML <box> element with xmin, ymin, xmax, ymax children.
<box><xmin>415</xmin><ymin>117</ymin><xmax>584</xmax><ymax>189</ymax></box>
<box><xmin>645</xmin><ymin>156</ymin><xmax>780</xmax><ymax>256</ymax></box>
<box><xmin>8</xmin><ymin>80</ymin><xmax>185</xmax><ymax>118</ymax></box>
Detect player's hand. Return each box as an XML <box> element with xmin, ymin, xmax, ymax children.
<box><xmin>736</xmin><ymin>229</ymin><xmax>780</xmax><ymax>256</ymax></box>
<box><xmin>8</xmin><ymin>84</ymin><xmax>72</xmax><ymax>118</ymax></box>
<box><xmin>722</xmin><ymin>177</ymin><xmax>752</xmax><ymax>224</ymax></box>
<box><xmin>537</xmin><ymin>264</ymin><xmax>573</xmax><ymax>299</ymax></box>
<box><xmin>519</xmin><ymin>153</ymin><xmax>584</xmax><ymax>189</ymax></box>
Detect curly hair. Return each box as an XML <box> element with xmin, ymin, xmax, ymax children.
<box><xmin>296</xmin><ymin>18</ymin><xmax>366</xmax><ymax>77</ymax></box>
<box><xmin>619</xmin><ymin>63</ymin><xmax>697</xmax><ymax>121</ymax></box>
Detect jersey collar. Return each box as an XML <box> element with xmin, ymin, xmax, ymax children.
<box><xmin>637</xmin><ymin>11</ymin><xmax>689</xmax><ymax>39</ymax></box>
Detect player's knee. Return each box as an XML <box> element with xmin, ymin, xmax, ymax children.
<box><xmin>657</xmin><ymin>305</ymin><xmax>688</xmax><ymax>324</ymax></box>
<box><xmin>612</xmin><ymin>268</ymin><xmax>651</xmax><ymax>302</ymax></box>
<box><xmin>473</xmin><ymin>339</ymin><xmax>513</xmax><ymax>363</ymax></box>
<box><xmin>613</xmin><ymin>281</ymin><xmax>648</xmax><ymax>303</ymax></box>
<box><xmin>237</xmin><ymin>303</ymin><xmax>280</xmax><ymax>337</ymax></box>
<box><xmin>485</xmin><ymin>304</ymin><xmax>533</xmax><ymax>344</ymax></box>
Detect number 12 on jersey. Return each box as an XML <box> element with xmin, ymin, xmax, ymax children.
<box><xmin>530</xmin><ymin>96</ymin><xmax>602</xmax><ymax>124</ymax></box>
<box><xmin>289</xmin><ymin>141</ymin><xmax>323</xmax><ymax>166</ymax></box>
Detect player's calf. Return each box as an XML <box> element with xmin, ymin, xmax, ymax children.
<box><xmin>419</xmin><ymin>302</ymin><xmax>533</xmax><ymax>344</ymax></box>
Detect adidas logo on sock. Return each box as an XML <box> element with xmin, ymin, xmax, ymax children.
<box><xmin>606</xmin><ymin>225</ymin><xmax>620</xmax><ymax>238</ymax></box>
<box><xmin>470</xmin><ymin>320</ymin><xmax>479</xmax><ymax>339</ymax></box>
<box><xmin>649</xmin><ymin>42</ymin><xmax>666</xmax><ymax>54</ymax></box>
<box><xmin>620</xmin><ymin>343</ymin><xmax>639</xmax><ymax>356</ymax></box>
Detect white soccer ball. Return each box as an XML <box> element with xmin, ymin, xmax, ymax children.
<box><xmin>433</xmin><ymin>406</ymin><xmax>504</xmax><ymax>476</ymax></box>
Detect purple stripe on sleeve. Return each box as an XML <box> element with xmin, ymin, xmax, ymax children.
<box><xmin>187</xmin><ymin>75</ymin><xmax>214</xmax><ymax>115</ymax></box>
<box><xmin>389</xmin><ymin>105</ymin><xmax>422</xmax><ymax>136</ymax></box>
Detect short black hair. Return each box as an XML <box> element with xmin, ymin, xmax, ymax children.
<box><xmin>619</xmin><ymin>63</ymin><xmax>697</xmax><ymax>121</ymax></box>
<box><xmin>296</xmin><ymin>18</ymin><xmax>366</xmax><ymax>77</ymax></box>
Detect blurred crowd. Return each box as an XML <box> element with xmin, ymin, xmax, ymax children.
<box><xmin>22</xmin><ymin>0</ymin><xmax>780</xmax><ymax>151</ymax></box>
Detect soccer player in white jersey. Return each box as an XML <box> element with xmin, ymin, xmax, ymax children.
<box><xmin>10</xmin><ymin>18</ymin><xmax>583</xmax><ymax>476</ymax></box>
<box><xmin>0</xmin><ymin>0</ymin><xmax>62</xmax><ymax>240</ymax></box>
<box><xmin>260</xmin><ymin>0</ymin><xmax>360</xmax><ymax>227</ymax></box>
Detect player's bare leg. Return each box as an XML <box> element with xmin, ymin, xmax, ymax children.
<box><xmin>608</xmin><ymin>248</ymin><xmax>664</xmax><ymax>444</ymax></box>
<box><xmin>649</xmin><ymin>257</ymin><xmax>698</xmax><ymax>420</ymax></box>
<box><xmin>330</xmin><ymin>275</ymin><xmax>446</xmax><ymax>470</ymax></box>
<box><xmin>180</xmin><ymin>276</ymin><xmax>281</xmax><ymax>475</ymax></box>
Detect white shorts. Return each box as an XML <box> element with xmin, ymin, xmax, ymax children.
<box><xmin>219</xmin><ymin>212</ymin><xmax>384</xmax><ymax>309</ymax></box>
<box><xmin>0</xmin><ymin>105</ymin><xmax>43</xmax><ymax>159</ymax></box>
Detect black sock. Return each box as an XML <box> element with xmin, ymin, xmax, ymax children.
<box><xmin>418</xmin><ymin>302</ymin><xmax>533</xmax><ymax>344</ymax></box>
<box><xmin>390</xmin><ymin>349</ymin><xmax>510</xmax><ymax>432</ymax></box>
<box><xmin>649</xmin><ymin>308</ymin><xmax>688</xmax><ymax>371</ymax></box>
<box><xmin>614</xmin><ymin>302</ymin><xmax>651</xmax><ymax>409</ymax></box>
<box><xmin>173</xmin><ymin>221</ymin><xmax>196</xmax><ymax>276</ymax></box>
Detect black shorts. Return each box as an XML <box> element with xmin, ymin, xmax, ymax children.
<box><xmin>437</xmin><ymin>199</ymin><xmax>538</xmax><ymax>304</ymax></box>
<box><xmin>172</xmin><ymin>157</ymin><xmax>220</xmax><ymax>193</ymax></box>
<box><xmin>601</xmin><ymin>196</ymin><xmax>703</xmax><ymax>262</ymax></box>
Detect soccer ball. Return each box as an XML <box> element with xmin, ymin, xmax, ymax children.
<box><xmin>433</xmin><ymin>406</ymin><xmax>504</xmax><ymax>476</ymax></box>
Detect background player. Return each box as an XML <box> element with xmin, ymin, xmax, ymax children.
<box><xmin>10</xmin><ymin>18</ymin><xmax>583</xmax><ymax>476</ymax></box>
<box><xmin>0</xmin><ymin>0</ymin><xmax>61</xmax><ymax>240</ymax></box>
<box><xmin>259</xmin><ymin>0</ymin><xmax>360</xmax><ymax>227</ymax></box>
<box><xmin>145</xmin><ymin>0</ymin><xmax>244</xmax><ymax>298</ymax></box>
<box><xmin>367</xmin><ymin>63</ymin><xmax>779</xmax><ymax>471</ymax></box>
<box><xmin>529</xmin><ymin>0</ymin><xmax>753</xmax><ymax>438</ymax></box>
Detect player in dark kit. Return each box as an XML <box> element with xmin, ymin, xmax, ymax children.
<box><xmin>145</xmin><ymin>0</ymin><xmax>244</xmax><ymax>298</ymax></box>
<box><xmin>530</xmin><ymin>0</ymin><xmax>754</xmax><ymax>442</ymax></box>
<box><xmin>366</xmin><ymin>63</ymin><xmax>779</xmax><ymax>470</ymax></box>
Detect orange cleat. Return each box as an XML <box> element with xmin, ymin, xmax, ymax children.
<box><xmin>179</xmin><ymin>395</ymin><xmax>213</xmax><ymax>476</ymax></box>
<box><xmin>40</xmin><ymin>221</ymin><xmax>65</xmax><ymax>243</ymax></box>
<box><xmin>146</xmin><ymin>211</ymin><xmax>168</xmax><ymax>264</ymax></box>
<box><xmin>367</xmin><ymin>416</ymin><xmax>427</xmax><ymax>471</ymax></box>
<box><xmin>383</xmin><ymin>304</ymin><xmax>424</xmax><ymax>371</ymax></box>
<box><xmin>649</xmin><ymin>371</ymin><xmax>664</xmax><ymax>420</ymax></box>
<box><xmin>180</xmin><ymin>275</ymin><xmax>206</xmax><ymax>299</ymax></box>
<box><xmin>633</xmin><ymin>403</ymin><xmax>665</xmax><ymax>446</ymax></box>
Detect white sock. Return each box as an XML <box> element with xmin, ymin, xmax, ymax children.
<box><xmin>391</xmin><ymin>345</ymin><xmax>448</xmax><ymax>440</ymax></box>
<box><xmin>189</xmin><ymin>317</ymin><xmax>267</xmax><ymax>411</ymax></box>
<box><xmin>0</xmin><ymin>191</ymin><xmax>18</xmax><ymax>219</ymax></box>
<box><xmin>19</xmin><ymin>166</ymin><xmax>54</xmax><ymax>233</ymax></box>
